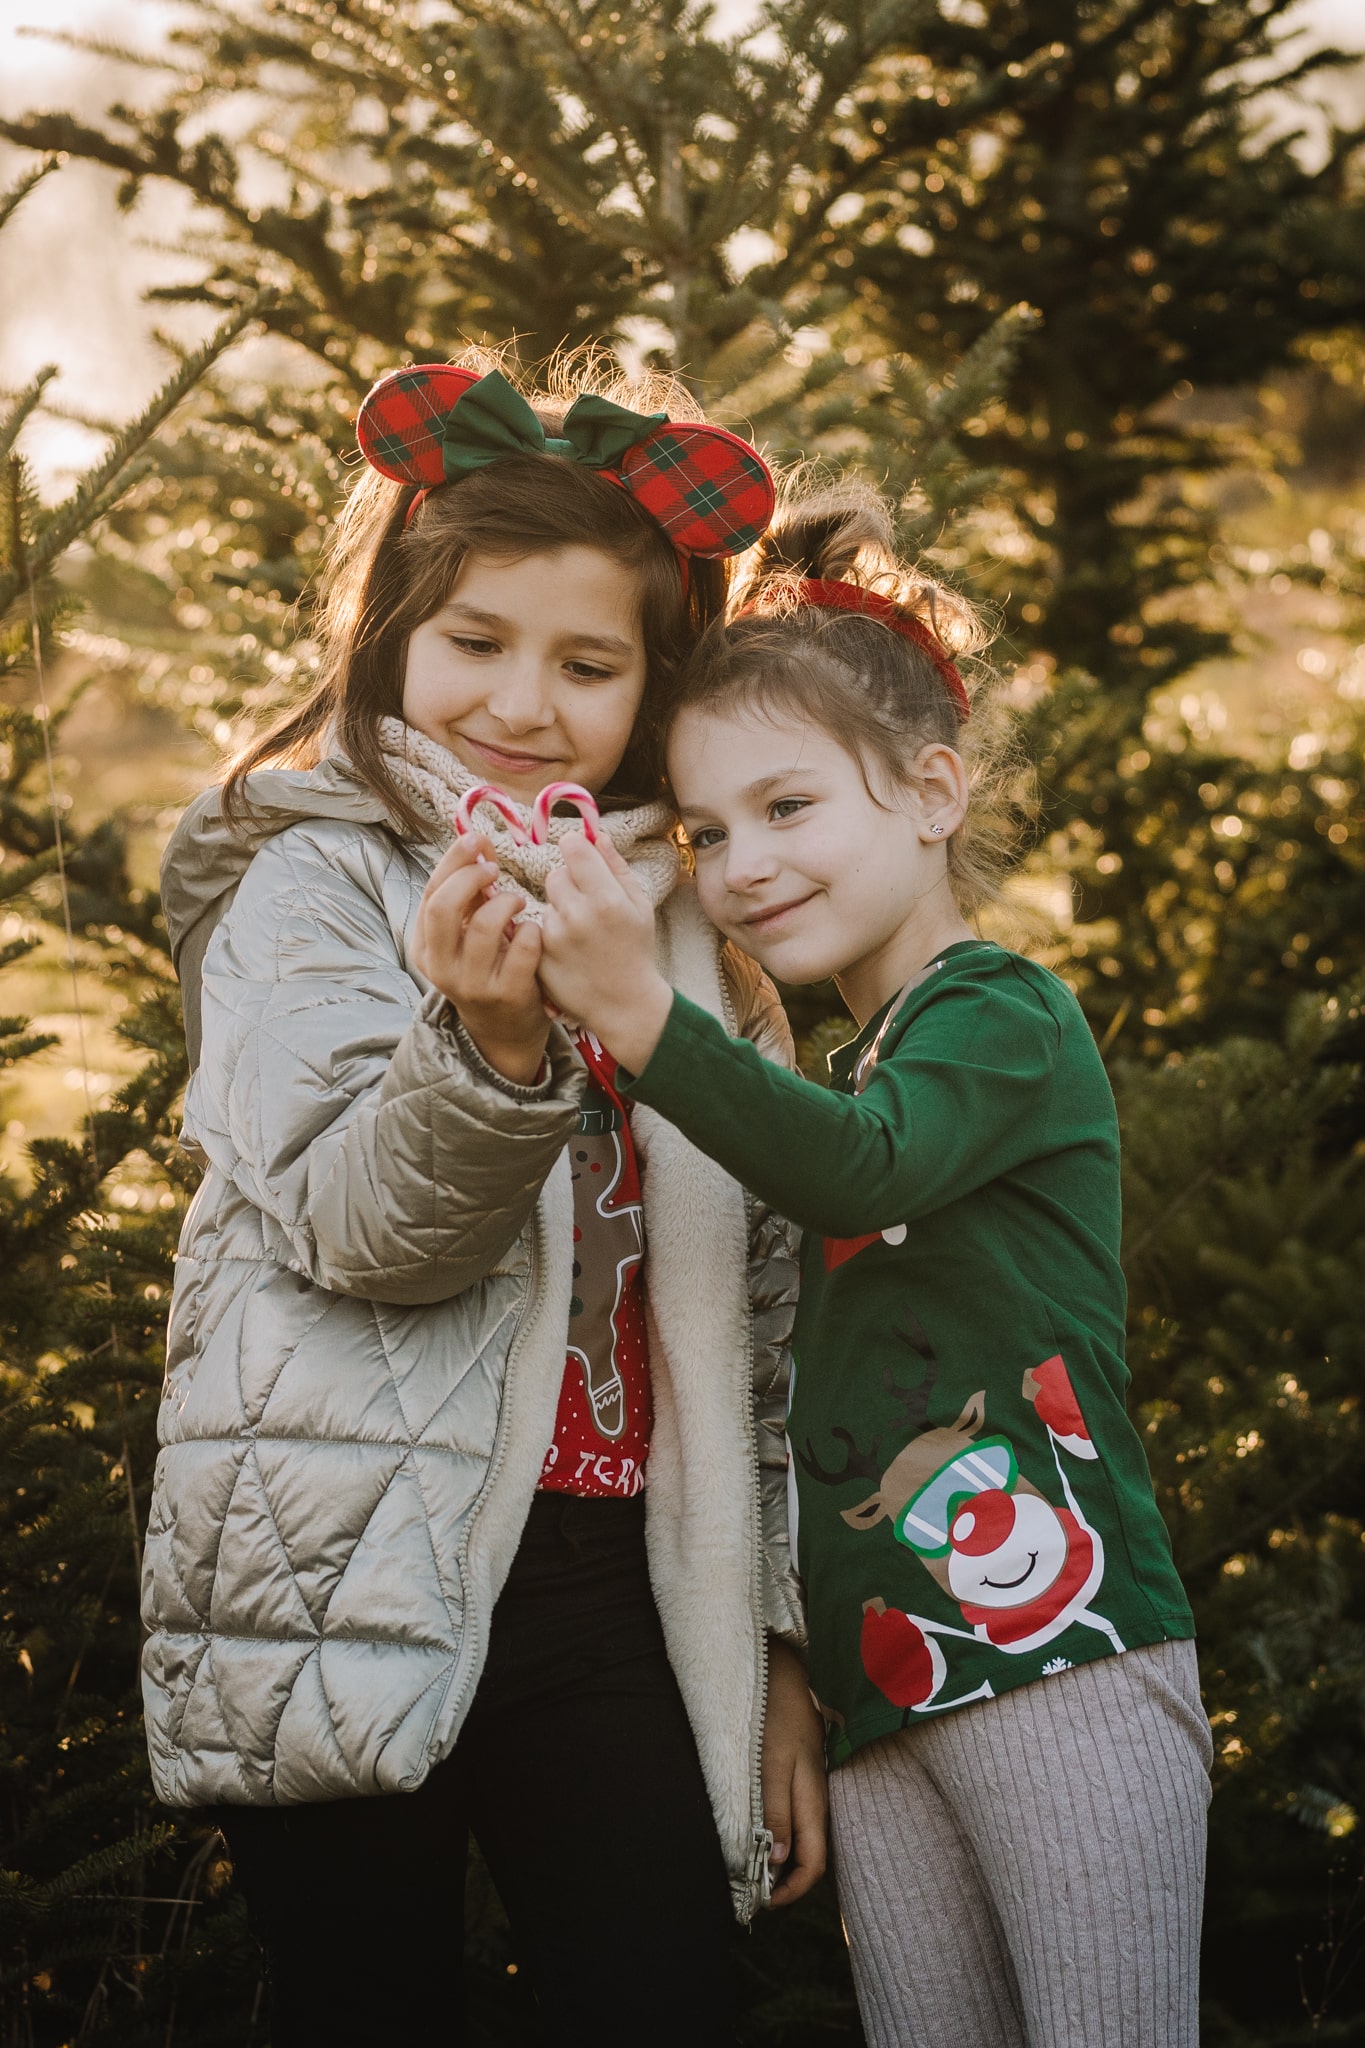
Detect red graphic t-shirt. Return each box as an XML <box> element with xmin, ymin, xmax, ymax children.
<box><xmin>538</xmin><ymin>1032</ymin><xmax>652</xmax><ymax>1499</ymax></box>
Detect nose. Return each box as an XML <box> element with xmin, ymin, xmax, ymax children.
<box><xmin>484</xmin><ymin>659</ymin><xmax>555</xmax><ymax>736</ymax></box>
<box><xmin>950</xmin><ymin>1489</ymin><xmax>1016</xmax><ymax>1556</ymax></box>
<box><xmin>721</xmin><ymin>828</ymin><xmax>779</xmax><ymax>894</ymax></box>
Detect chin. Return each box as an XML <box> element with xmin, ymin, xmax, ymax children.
<box><xmin>726</xmin><ymin>931</ymin><xmax>840</xmax><ymax>987</ymax></box>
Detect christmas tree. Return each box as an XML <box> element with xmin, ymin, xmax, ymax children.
<box><xmin>0</xmin><ymin>3</ymin><xmax>1362</xmax><ymax>2038</ymax></box>
<box><xmin>0</xmin><ymin>161</ymin><xmax>276</xmax><ymax>2045</ymax></box>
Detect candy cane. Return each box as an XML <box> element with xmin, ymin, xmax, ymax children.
<box><xmin>530</xmin><ymin>781</ymin><xmax>600</xmax><ymax>846</ymax></box>
<box><xmin>453</xmin><ymin>783</ymin><xmax>531</xmax><ymax>843</ymax></box>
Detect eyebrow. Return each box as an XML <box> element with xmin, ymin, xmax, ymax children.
<box><xmin>744</xmin><ymin>769</ymin><xmax>810</xmax><ymax>799</ymax></box>
<box><xmin>677</xmin><ymin>769</ymin><xmax>815</xmax><ymax>821</ymax></box>
<box><xmin>439</xmin><ymin>599</ymin><xmax>635</xmax><ymax>657</ymax></box>
<box><xmin>558</xmin><ymin>632</ymin><xmax>637</xmax><ymax>656</ymax></box>
<box><xmin>439</xmin><ymin>601</ymin><xmax>510</xmax><ymax>629</ymax></box>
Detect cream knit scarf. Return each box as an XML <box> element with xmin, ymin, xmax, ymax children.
<box><xmin>375</xmin><ymin>717</ymin><xmax>679</xmax><ymax>921</ymax></box>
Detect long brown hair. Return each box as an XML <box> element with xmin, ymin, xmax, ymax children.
<box><xmin>667</xmin><ymin>482</ymin><xmax>1020</xmax><ymax>918</ymax></box>
<box><xmin>224</xmin><ymin>350</ymin><xmax>727</xmax><ymax>837</ymax></box>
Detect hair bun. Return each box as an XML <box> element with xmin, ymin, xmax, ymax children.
<box><xmin>747</xmin><ymin>480</ymin><xmax>895</xmax><ymax>592</ymax></box>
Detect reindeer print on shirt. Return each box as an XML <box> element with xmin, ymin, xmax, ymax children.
<box><xmin>800</xmin><ymin>1334</ymin><xmax>1123</xmax><ymax>1719</ymax></box>
<box><xmin>753</xmin><ymin>946</ymin><xmax>1194</xmax><ymax>1756</ymax></box>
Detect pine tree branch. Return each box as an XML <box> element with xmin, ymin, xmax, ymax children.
<box><xmin>1181</xmin><ymin>1445</ymin><xmax>1360</xmax><ymax>1580</ymax></box>
<box><xmin>0</xmin><ymin>850</ymin><xmax>62</xmax><ymax>902</ymax></box>
<box><xmin>0</xmin><ymin>1028</ymin><xmax>61</xmax><ymax>1068</ymax></box>
<box><xmin>0</xmin><ymin>292</ymin><xmax>275</xmax><ymax>614</ymax></box>
<box><xmin>0</xmin><ymin>368</ymin><xmax>59</xmax><ymax>470</ymax></box>
<box><xmin>14</xmin><ymin>26</ymin><xmax>202</xmax><ymax>78</ymax></box>
<box><xmin>0</xmin><ymin>154</ymin><xmax>59</xmax><ymax>234</ymax></box>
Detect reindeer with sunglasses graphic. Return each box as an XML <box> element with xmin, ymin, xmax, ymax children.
<box><xmin>798</xmin><ymin>1315</ymin><xmax>1123</xmax><ymax>1718</ymax></box>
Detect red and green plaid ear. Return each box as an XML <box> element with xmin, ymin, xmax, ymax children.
<box><xmin>356</xmin><ymin>364</ymin><xmax>481</xmax><ymax>485</ymax></box>
<box><xmin>620</xmin><ymin>423</ymin><xmax>774</xmax><ymax>559</ymax></box>
<box><xmin>355</xmin><ymin>363</ymin><xmax>775</xmax><ymax>559</ymax></box>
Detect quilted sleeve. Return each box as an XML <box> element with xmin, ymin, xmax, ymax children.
<box><xmin>187</xmin><ymin>825</ymin><xmax>583</xmax><ymax>1305</ymax></box>
<box><xmin>724</xmin><ymin>947</ymin><xmax>807</xmax><ymax>1647</ymax></box>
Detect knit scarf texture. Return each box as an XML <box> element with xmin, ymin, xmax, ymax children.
<box><xmin>375</xmin><ymin>717</ymin><xmax>679</xmax><ymax>921</ymax></box>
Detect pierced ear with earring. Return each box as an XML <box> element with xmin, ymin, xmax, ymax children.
<box><xmin>930</xmin><ymin>823</ymin><xmax>946</xmax><ymax>836</ymax></box>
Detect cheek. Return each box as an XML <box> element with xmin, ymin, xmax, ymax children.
<box><xmin>838</xmin><ymin>819</ymin><xmax>922</xmax><ymax>900</ymax></box>
<box><xmin>567</xmin><ymin>677</ymin><xmax>648</xmax><ymax>774</ymax></box>
<box><xmin>398</xmin><ymin>635</ymin><xmax>423</xmax><ymax>710</ymax></box>
<box><xmin>399</xmin><ymin>669</ymin><xmax>425</xmax><ymax>726</ymax></box>
<box><xmin>790</xmin><ymin>816</ymin><xmax>857</xmax><ymax>893</ymax></box>
<box><xmin>692</xmin><ymin>859</ymin><xmax>729</xmax><ymax>927</ymax></box>
<box><xmin>402</xmin><ymin>635</ymin><xmax>466</xmax><ymax>721</ymax></box>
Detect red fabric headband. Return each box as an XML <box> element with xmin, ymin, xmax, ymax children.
<box><xmin>792</xmin><ymin>579</ymin><xmax>970</xmax><ymax>723</ymax></box>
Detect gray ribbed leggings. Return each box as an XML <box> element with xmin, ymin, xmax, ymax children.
<box><xmin>829</xmin><ymin>1639</ymin><xmax>1212</xmax><ymax>2048</ymax></box>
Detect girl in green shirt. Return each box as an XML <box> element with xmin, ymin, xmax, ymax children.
<box><xmin>531</xmin><ymin>487</ymin><xmax>1212</xmax><ymax>2048</ymax></box>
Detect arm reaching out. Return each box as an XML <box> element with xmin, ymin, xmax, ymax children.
<box><xmin>544</xmin><ymin>837</ymin><xmax>1068</xmax><ymax>1240</ymax></box>
<box><xmin>539</xmin><ymin>833</ymin><xmax>675</xmax><ymax>1068</ymax></box>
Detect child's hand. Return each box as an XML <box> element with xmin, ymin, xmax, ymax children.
<box><xmin>411</xmin><ymin>834</ymin><xmax>550</xmax><ymax>1086</ymax></box>
<box><xmin>539</xmin><ymin>835</ymin><xmax>673</xmax><ymax>1074</ymax></box>
<box><xmin>762</xmin><ymin>1635</ymin><xmax>829</xmax><ymax>1907</ymax></box>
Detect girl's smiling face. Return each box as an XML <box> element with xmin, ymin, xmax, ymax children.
<box><xmin>402</xmin><ymin>545</ymin><xmax>650</xmax><ymax>800</ymax></box>
<box><xmin>669</xmin><ymin>704</ymin><xmax>972</xmax><ymax>1023</ymax></box>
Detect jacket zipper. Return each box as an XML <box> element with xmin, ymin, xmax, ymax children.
<box><xmin>740</xmin><ymin>1181</ymin><xmax>773</xmax><ymax>1915</ymax></box>
<box><xmin>430</xmin><ymin>955</ymin><xmax>773</xmax><ymax>1910</ymax></box>
<box><xmin>718</xmin><ymin>960</ymin><xmax>773</xmax><ymax>1917</ymax></box>
<box><xmin>431</xmin><ymin>1199</ymin><xmax>545</xmax><ymax>1749</ymax></box>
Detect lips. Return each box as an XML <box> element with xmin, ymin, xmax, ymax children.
<box><xmin>461</xmin><ymin>735</ymin><xmax>560</xmax><ymax>776</ymax></box>
<box><xmin>742</xmin><ymin>894</ymin><xmax>816</xmax><ymax>935</ymax></box>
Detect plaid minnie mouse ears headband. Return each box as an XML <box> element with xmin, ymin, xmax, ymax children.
<box><xmin>356</xmin><ymin>364</ymin><xmax>775</xmax><ymax>561</ymax></box>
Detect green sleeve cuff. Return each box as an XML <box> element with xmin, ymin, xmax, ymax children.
<box><xmin>619</xmin><ymin>991</ymin><xmax>733</xmax><ymax>1111</ymax></box>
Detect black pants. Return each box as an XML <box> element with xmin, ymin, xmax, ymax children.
<box><xmin>216</xmin><ymin>1493</ymin><xmax>738</xmax><ymax>2046</ymax></box>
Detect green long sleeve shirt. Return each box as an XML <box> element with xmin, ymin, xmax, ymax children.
<box><xmin>628</xmin><ymin>940</ymin><xmax>1193</xmax><ymax>1760</ymax></box>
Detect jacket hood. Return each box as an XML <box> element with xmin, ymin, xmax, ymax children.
<box><xmin>161</xmin><ymin>762</ymin><xmax>393</xmax><ymax>1071</ymax></box>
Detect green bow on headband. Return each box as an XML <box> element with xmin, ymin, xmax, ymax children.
<box><xmin>440</xmin><ymin>369</ymin><xmax>666</xmax><ymax>482</ymax></box>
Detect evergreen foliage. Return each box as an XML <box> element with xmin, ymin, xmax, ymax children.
<box><xmin>0</xmin><ymin>4</ymin><xmax>1362</xmax><ymax>2040</ymax></box>
<box><xmin>1117</xmin><ymin>980</ymin><xmax>1365</xmax><ymax>2039</ymax></box>
<box><xmin>0</xmin><ymin>164</ymin><xmax>271</xmax><ymax>2045</ymax></box>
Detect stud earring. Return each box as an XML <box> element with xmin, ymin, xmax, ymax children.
<box><xmin>930</xmin><ymin>824</ymin><xmax>946</xmax><ymax>836</ymax></box>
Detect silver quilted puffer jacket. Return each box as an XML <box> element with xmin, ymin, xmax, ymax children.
<box><xmin>145</xmin><ymin>763</ymin><xmax>804</xmax><ymax>1920</ymax></box>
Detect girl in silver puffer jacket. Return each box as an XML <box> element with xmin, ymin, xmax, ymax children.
<box><xmin>146</xmin><ymin>352</ymin><xmax>826</xmax><ymax>2047</ymax></box>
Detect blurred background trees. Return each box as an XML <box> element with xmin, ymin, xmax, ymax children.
<box><xmin>0</xmin><ymin>0</ymin><xmax>1363</xmax><ymax>2040</ymax></box>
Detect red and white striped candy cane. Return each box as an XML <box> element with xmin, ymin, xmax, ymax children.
<box><xmin>453</xmin><ymin>783</ymin><xmax>532</xmax><ymax>843</ymax></box>
<box><xmin>530</xmin><ymin>782</ymin><xmax>600</xmax><ymax>846</ymax></box>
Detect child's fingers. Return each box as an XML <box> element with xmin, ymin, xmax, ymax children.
<box><xmin>764</xmin><ymin>1769</ymin><xmax>793</xmax><ymax>1879</ymax></box>
<box><xmin>499</xmin><ymin>916</ymin><xmax>543</xmax><ymax>988</ymax></box>
<box><xmin>557</xmin><ymin>831</ymin><xmax>623</xmax><ymax>899</ymax></box>
<box><xmin>460</xmin><ymin>889</ymin><xmax>526</xmax><ymax>970</ymax></box>
<box><xmin>560</xmin><ymin>832</ymin><xmax>651</xmax><ymax>925</ymax></box>
<box><xmin>542</xmin><ymin>864</ymin><xmax>570</xmax><ymax>907</ymax></box>
<box><xmin>412</xmin><ymin>860</ymin><xmax>499</xmax><ymax>988</ymax></box>
<box><xmin>769</xmin><ymin>1754</ymin><xmax>829</xmax><ymax>1908</ymax></box>
<box><xmin>423</xmin><ymin>858</ymin><xmax>499</xmax><ymax>929</ymax></box>
<box><xmin>424</xmin><ymin>834</ymin><xmax>494</xmax><ymax>893</ymax></box>
<box><xmin>594</xmin><ymin>833</ymin><xmax>635</xmax><ymax>886</ymax></box>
